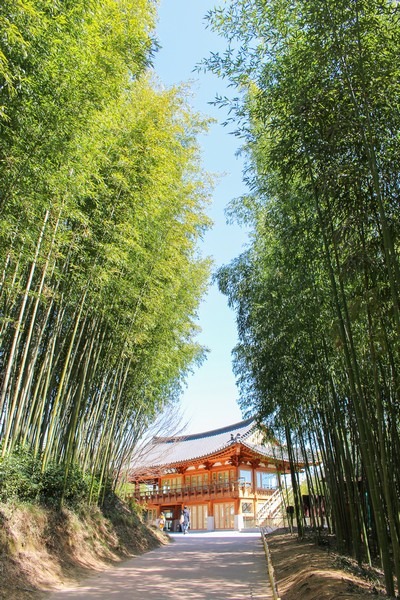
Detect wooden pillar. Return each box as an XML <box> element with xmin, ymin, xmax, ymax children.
<box><xmin>203</xmin><ymin>460</ymin><xmax>214</xmax><ymax>530</ymax></box>
<box><xmin>230</xmin><ymin>453</ymin><xmax>243</xmax><ymax>530</ymax></box>
<box><xmin>251</xmin><ymin>460</ymin><xmax>260</xmax><ymax>526</ymax></box>
<box><xmin>235</xmin><ymin>497</ymin><xmax>240</xmax><ymax>515</ymax></box>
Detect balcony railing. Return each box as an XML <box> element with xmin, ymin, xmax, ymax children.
<box><xmin>132</xmin><ymin>482</ymin><xmax>278</xmax><ymax>504</ymax></box>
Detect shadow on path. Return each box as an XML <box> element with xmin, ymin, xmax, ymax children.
<box><xmin>47</xmin><ymin>531</ymin><xmax>272</xmax><ymax>599</ymax></box>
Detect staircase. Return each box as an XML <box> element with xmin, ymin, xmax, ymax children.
<box><xmin>256</xmin><ymin>486</ymin><xmax>293</xmax><ymax>529</ymax></box>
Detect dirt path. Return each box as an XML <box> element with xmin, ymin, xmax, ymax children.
<box><xmin>46</xmin><ymin>531</ymin><xmax>272</xmax><ymax>600</ymax></box>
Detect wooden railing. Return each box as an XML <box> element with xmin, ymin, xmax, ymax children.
<box><xmin>132</xmin><ymin>482</ymin><xmax>278</xmax><ymax>504</ymax></box>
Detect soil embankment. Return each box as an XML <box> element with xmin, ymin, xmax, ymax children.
<box><xmin>267</xmin><ymin>530</ymin><xmax>388</xmax><ymax>600</ymax></box>
<box><xmin>0</xmin><ymin>502</ymin><xmax>166</xmax><ymax>600</ymax></box>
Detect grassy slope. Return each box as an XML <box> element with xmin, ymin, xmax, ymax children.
<box><xmin>0</xmin><ymin>500</ymin><xmax>167</xmax><ymax>600</ymax></box>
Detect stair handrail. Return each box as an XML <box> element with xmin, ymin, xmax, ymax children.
<box><xmin>256</xmin><ymin>488</ymin><xmax>284</xmax><ymax>523</ymax></box>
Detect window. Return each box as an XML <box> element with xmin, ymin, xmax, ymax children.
<box><xmin>190</xmin><ymin>474</ymin><xmax>209</xmax><ymax>488</ymax></box>
<box><xmin>256</xmin><ymin>471</ymin><xmax>278</xmax><ymax>489</ymax></box>
<box><xmin>212</xmin><ymin>470</ymin><xmax>233</xmax><ymax>484</ymax></box>
<box><xmin>161</xmin><ymin>476</ymin><xmax>182</xmax><ymax>492</ymax></box>
<box><xmin>239</xmin><ymin>469</ymin><xmax>252</xmax><ymax>485</ymax></box>
<box><xmin>217</xmin><ymin>471</ymin><xmax>229</xmax><ymax>483</ymax></box>
<box><xmin>146</xmin><ymin>508</ymin><xmax>157</xmax><ymax>522</ymax></box>
<box><xmin>141</xmin><ymin>482</ymin><xmax>155</xmax><ymax>494</ymax></box>
<box><xmin>242</xmin><ymin>502</ymin><xmax>252</xmax><ymax>514</ymax></box>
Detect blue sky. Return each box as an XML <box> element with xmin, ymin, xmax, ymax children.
<box><xmin>153</xmin><ymin>1</ymin><xmax>249</xmax><ymax>434</ymax></box>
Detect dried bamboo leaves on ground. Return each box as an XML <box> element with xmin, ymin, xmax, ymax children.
<box><xmin>268</xmin><ymin>531</ymin><xmax>388</xmax><ymax>600</ymax></box>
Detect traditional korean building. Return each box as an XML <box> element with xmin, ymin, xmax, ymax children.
<box><xmin>129</xmin><ymin>417</ymin><xmax>306</xmax><ymax>531</ymax></box>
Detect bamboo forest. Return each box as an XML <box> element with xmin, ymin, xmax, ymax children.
<box><xmin>1</xmin><ymin>0</ymin><xmax>400</xmax><ymax>598</ymax></box>
<box><xmin>0</xmin><ymin>0</ymin><xmax>211</xmax><ymax>504</ymax></box>
<box><xmin>206</xmin><ymin>0</ymin><xmax>400</xmax><ymax>596</ymax></box>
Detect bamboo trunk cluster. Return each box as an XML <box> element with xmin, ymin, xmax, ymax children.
<box><xmin>0</xmin><ymin>1</ymin><xmax>210</xmax><ymax>505</ymax></box>
<box><xmin>205</xmin><ymin>0</ymin><xmax>400</xmax><ymax>595</ymax></box>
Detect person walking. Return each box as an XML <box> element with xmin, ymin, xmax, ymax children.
<box><xmin>158</xmin><ymin>512</ymin><xmax>165</xmax><ymax>531</ymax></box>
<box><xmin>182</xmin><ymin>505</ymin><xmax>190</xmax><ymax>534</ymax></box>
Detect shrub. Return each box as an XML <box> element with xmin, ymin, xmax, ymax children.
<box><xmin>0</xmin><ymin>447</ymin><xmax>42</xmax><ymax>502</ymax></box>
<box><xmin>40</xmin><ymin>462</ymin><xmax>91</xmax><ymax>507</ymax></box>
<box><xmin>0</xmin><ymin>447</ymin><xmax>102</xmax><ymax>507</ymax></box>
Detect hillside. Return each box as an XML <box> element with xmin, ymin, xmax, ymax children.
<box><xmin>0</xmin><ymin>501</ymin><xmax>167</xmax><ymax>600</ymax></box>
<box><xmin>267</xmin><ymin>531</ymin><xmax>388</xmax><ymax>600</ymax></box>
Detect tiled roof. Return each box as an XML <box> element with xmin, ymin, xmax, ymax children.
<box><xmin>242</xmin><ymin>440</ymin><xmax>290</xmax><ymax>463</ymax></box>
<box><xmin>131</xmin><ymin>418</ymin><xmax>290</xmax><ymax>471</ymax></box>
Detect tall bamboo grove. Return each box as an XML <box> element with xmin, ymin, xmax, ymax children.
<box><xmin>0</xmin><ymin>1</ymin><xmax>211</xmax><ymax>503</ymax></box>
<box><xmin>203</xmin><ymin>0</ymin><xmax>400</xmax><ymax>596</ymax></box>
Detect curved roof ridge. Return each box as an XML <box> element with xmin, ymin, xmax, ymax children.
<box><xmin>153</xmin><ymin>416</ymin><xmax>255</xmax><ymax>444</ymax></box>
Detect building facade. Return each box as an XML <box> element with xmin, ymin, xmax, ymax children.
<box><xmin>129</xmin><ymin>418</ymin><xmax>302</xmax><ymax>531</ymax></box>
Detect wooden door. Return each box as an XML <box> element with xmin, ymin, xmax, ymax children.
<box><xmin>214</xmin><ymin>502</ymin><xmax>234</xmax><ymax>529</ymax></box>
<box><xmin>190</xmin><ymin>504</ymin><xmax>208</xmax><ymax>530</ymax></box>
